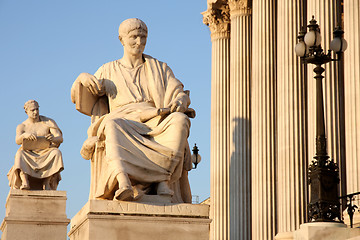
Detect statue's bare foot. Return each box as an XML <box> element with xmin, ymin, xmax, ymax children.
<box><xmin>114</xmin><ymin>186</ymin><xmax>134</xmax><ymax>201</ymax></box>
<box><xmin>20</xmin><ymin>184</ymin><xmax>30</xmax><ymax>190</ymax></box>
<box><xmin>157</xmin><ymin>181</ymin><xmax>174</xmax><ymax>196</ymax></box>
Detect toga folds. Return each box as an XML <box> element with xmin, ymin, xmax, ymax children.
<box><xmin>71</xmin><ymin>55</ymin><xmax>193</xmax><ymax>203</ymax></box>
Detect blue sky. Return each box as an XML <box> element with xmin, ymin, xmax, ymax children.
<box><xmin>0</xmin><ymin>0</ymin><xmax>211</xmax><ymax>232</ymax></box>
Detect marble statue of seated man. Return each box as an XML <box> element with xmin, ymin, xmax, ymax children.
<box><xmin>71</xmin><ymin>18</ymin><xmax>194</xmax><ymax>203</ymax></box>
<box><xmin>8</xmin><ymin>100</ymin><xmax>64</xmax><ymax>190</ymax></box>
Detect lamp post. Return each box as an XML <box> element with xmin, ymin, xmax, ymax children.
<box><xmin>295</xmin><ymin>16</ymin><xmax>347</xmax><ymax>222</ymax></box>
<box><xmin>191</xmin><ymin>144</ymin><xmax>201</xmax><ymax>169</ymax></box>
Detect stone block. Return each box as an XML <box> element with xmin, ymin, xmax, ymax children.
<box><xmin>68</xmin><ymin>200</ymin><xmax>211</xmax><ymax>240</ymax></box>
<box><xmin>275</xmin><ymin>231</ymin><xmax>294</xmax><ymax>239</ymax></box>
<box><xmin>0</xmin><ymin>189</ymin><xmax>70</xmax><ymax>240</ymax></box>
<box><xmin>294</xmin><ymin>222</ymin><xmax>360</xmax><ymax>240</ymax></box>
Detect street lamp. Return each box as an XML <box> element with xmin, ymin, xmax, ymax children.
<box><xmin>191</xmin><ymin>144</ymin><xmax>201</xmax><ymax>169</ymax></box>
<box><xmin>295</xmin><ymin>16</ymin><xmax>347</xmax><ymax>223</ymax></box>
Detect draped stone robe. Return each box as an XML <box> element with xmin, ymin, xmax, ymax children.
<box><xmin>71</xmin><ymin>55</ymin><xmax>193</xmax><ymax>203</ymax></box>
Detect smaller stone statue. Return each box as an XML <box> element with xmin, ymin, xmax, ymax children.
<box><xmin>7</xmin><ymin>100</ymin><xmax>64</xmax><ymax>190</ymax></box>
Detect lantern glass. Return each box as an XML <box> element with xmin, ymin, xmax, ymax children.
<box><xmin>330</xmin><ymin>37</ymin><xmax>341</xmax><ymax>52</ymax></box>
<box><xmin>191</xmin><ymin>153</ymin><xmax>202</xmax><ymax>165</ymax></box>
<box><xmin>342</xmin><ymin>38</ymin><xmax>348</xmax><ymax>51</ymax></box>
<box><xmin>330</xmin><ymin>37</ymin><xmax>348</xmax><ymax>53</ymax></box>
<box><xmin>295</xmin><ymin>41</ymin><xmax>306</xmax><ymax>57</ymax></box>
<box><xmin>304</xmin><ymin>30</ymin><xmax>321</xmax><ymax>47</ymax></box>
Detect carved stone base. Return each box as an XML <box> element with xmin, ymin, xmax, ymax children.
<box><xmin>0</xmin><ymin>189</ymin><xmax>70</xmax><ymax>240</ymax></box>
<box><xmin>275</xmin><ymin>231</ymin><xmax>294</xmax><ymax>239</ymax></box>
<box><xmin>136</xmin><ymin>194</ymin><xmax>171</xmax><ymax>203</ymax></box>
<box><xmin>294</xmin><ymin>222</ymin><xmax>360</xmax><ymax>240</ymax></box>
<box><xmin>68</xmin><ymin>200</ymin><xmax>211</xmax><ymax>240</ymax></box>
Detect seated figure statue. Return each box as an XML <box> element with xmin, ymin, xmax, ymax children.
<box><xmin>71</xmin><ymin>18</ymin><xmax>194</xmax><ymax>203</ymax></box>
<box><xmin>8</xmin><ymin>100</ymin><xmax>64</xmax><ymax>190</ymax></box>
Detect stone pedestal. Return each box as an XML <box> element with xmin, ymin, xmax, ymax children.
<box><xmin>68</xmin><ymin>200</ymin><xmax>211</xmax><ymax>240</ymax></box>
<box><xmin>0</xmin><ymin>189</ymin><xmax>70</xmax><ymax>240</ymax></box>
<box><xmin>294</xmin><ymin>222</ymin><xmax>360</xmax><ymax>240</ymax></box>
<box><xmin>275</xmin><ymin>231</ymin><xmax>294</xmax><ymax>240</ymax></box>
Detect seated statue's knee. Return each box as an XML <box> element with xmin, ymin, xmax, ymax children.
<box><xmin>170</xmin><ymin>112</ymin><xmax>189</xmax><ymax>122</ymax></box>
<box><xmin>104</xmin><ymin>118</ymin><xmax>126</xmax><ymax>133</ymax></box>
<box><xmin>51</xmin><ymin>148</ymin><xmax>62</xmax><ymax>156</ymax></box>
<box><xmin>169</xmin><ymin>112</ymin><xmax>190</xmax><ymax>130</ymax></box>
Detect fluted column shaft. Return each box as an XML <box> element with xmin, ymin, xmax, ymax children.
<box><xmin>344</xmin><ymin>0</ymin><xmax>360</xmax><ymax>208</ymax></box>
<box><xmin>307</xmin><ymin>0</ymin><xmax>346</xmax><ymax>198</ymax></box>
<box><xmin>275</xmin><ymin>0</ymin><xmax>308</xmax><ymax>237</ymax></box>
<box><xmin>203</xmin><ymin>3</ymin><xmax>231</xmax><ymax>240</ymax></box>
<box><xmin>229</xmin><ymin>1</ymin><xmax>252</xmax><ymax>239</ymax></box>
<box><xmin>251</xmin><ymin>0</ymin><xmax>277</xmax><ymax>239</ymax></box>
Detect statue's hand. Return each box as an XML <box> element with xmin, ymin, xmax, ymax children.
<box><xmin>23</xmin><ymin>133</ymin><xmax>37</xmax><ymax>141</ymax></box>
<box><xmin>84</xmin><ymin>136</ymin><xmax>99</xmax><ymax>148</ymax></box>
<box><xmin>81</xmin><ymin>136</ymin><xmax>99</xmax><ymax>160</ymax></box>
<box><xmin>170</xmin><ymin>100</ymin><xmax>186</xmax><ymax>113</ymax></box>
<box><xmin>78</xmin><ymin>73</ymin><xmax>102</xmax><ymax>95</ymax></box>
<box><xmin>158</xmin><ymin>108</ymin><xmax>171</xmax><ymax>116</ymax></box>
<box><xmin>45</xmin><ymin>133</ymin><xmax>54</xmax><ymax>142</ymax></box>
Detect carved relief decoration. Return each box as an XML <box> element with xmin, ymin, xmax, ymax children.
<box><xmin>228</xmin><ymin>0</ymin><xmax>252</xmax><ymax>16</ymax></box>
<box><xmin>202</xmin><ymin>2</ymin><xmax>230</xmax><ymax>40</ymax></box>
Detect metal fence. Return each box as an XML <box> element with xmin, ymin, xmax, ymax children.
<box><xmin>339</xmin><ymin>191</ymin><xmax>360</xmax><ymax>228</ymax></box>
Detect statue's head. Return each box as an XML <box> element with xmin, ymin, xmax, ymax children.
<box><xmin>118</xmin><ymin>18</ymin><xmax>148</xmax><ymax>56</ymax></box>
<box><xmin>118</xmin><ymin>18</ymin><xmax>148</xmax><ymax>41</ymax></box>
<box><xmin>24</xmin><ymin>100</ymin><xmax>39</xmax><ymax>119</ymax></box>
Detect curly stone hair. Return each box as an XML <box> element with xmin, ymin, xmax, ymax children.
<box><xmin>24</xmin><ymin>99</ymin><xmax>39</xmax><ymax>112</ymax></box>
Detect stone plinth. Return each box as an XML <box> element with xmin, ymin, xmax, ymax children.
<box><xmin>0</xmin><ymin>189</ymin><xmax>70</xmax><ymax>240</ymax></box>
<box><xmin>68</xmin><ymin>200</ymin><xmax>211</xmax><ymax>240</ymax></box>
<box><xmin>275</xmin><ymin>231</ymin><xmax>294</xmax><ymax>240</ymax></box>
<box><xmin>294</xmin><ymin>222</ymin><xmax>360</xmax><ymax>240</ymax></box>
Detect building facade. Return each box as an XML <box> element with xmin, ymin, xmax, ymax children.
<box><xmin>202</xmin><ymin>0</ymin><xmax>360</xmax><ymax>239</ymax></box>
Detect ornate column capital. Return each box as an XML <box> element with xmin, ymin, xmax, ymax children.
<box><xmin>228</xmin><ymin>0</ymin><xmax>251</xmax><ymax>17</ymax></box>
<box><xmin>202</xmin><ymin>2</ymin><xmax>230</xmax><ymax>41</ymax></box>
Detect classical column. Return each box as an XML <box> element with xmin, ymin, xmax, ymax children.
<box><xmin>275</xmin><ymin>0</ymin><xmax>308</xmax><ymax>238</ymax></box>
<box><xmin>307</xmin><ymin>0</ymin><xmax>346</xmax><ymax>199</ymax></box>
<box><xmin>344</xmin><ymin>0</ymin><xmax>360</xmax><ymax>225</ymax></box>
<box><xmin>202</xmin><ymin>2</ymin><xmax>231</xmax><ymax>240</ymax></box>
<box><xmin>251</xmin><ymin>0</ymin><xmax>277</xmax><ymax>239</ymax></box>
<box><xmin>228</xmin><ymin>0</ymin><xmax>252</xmax><ymax>239</ymax></box>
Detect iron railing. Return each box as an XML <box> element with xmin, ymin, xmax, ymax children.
<box><xmin>339</xmin><ymin>191</ymin><xmax>360</xmax><ymax>228</ymax></box>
